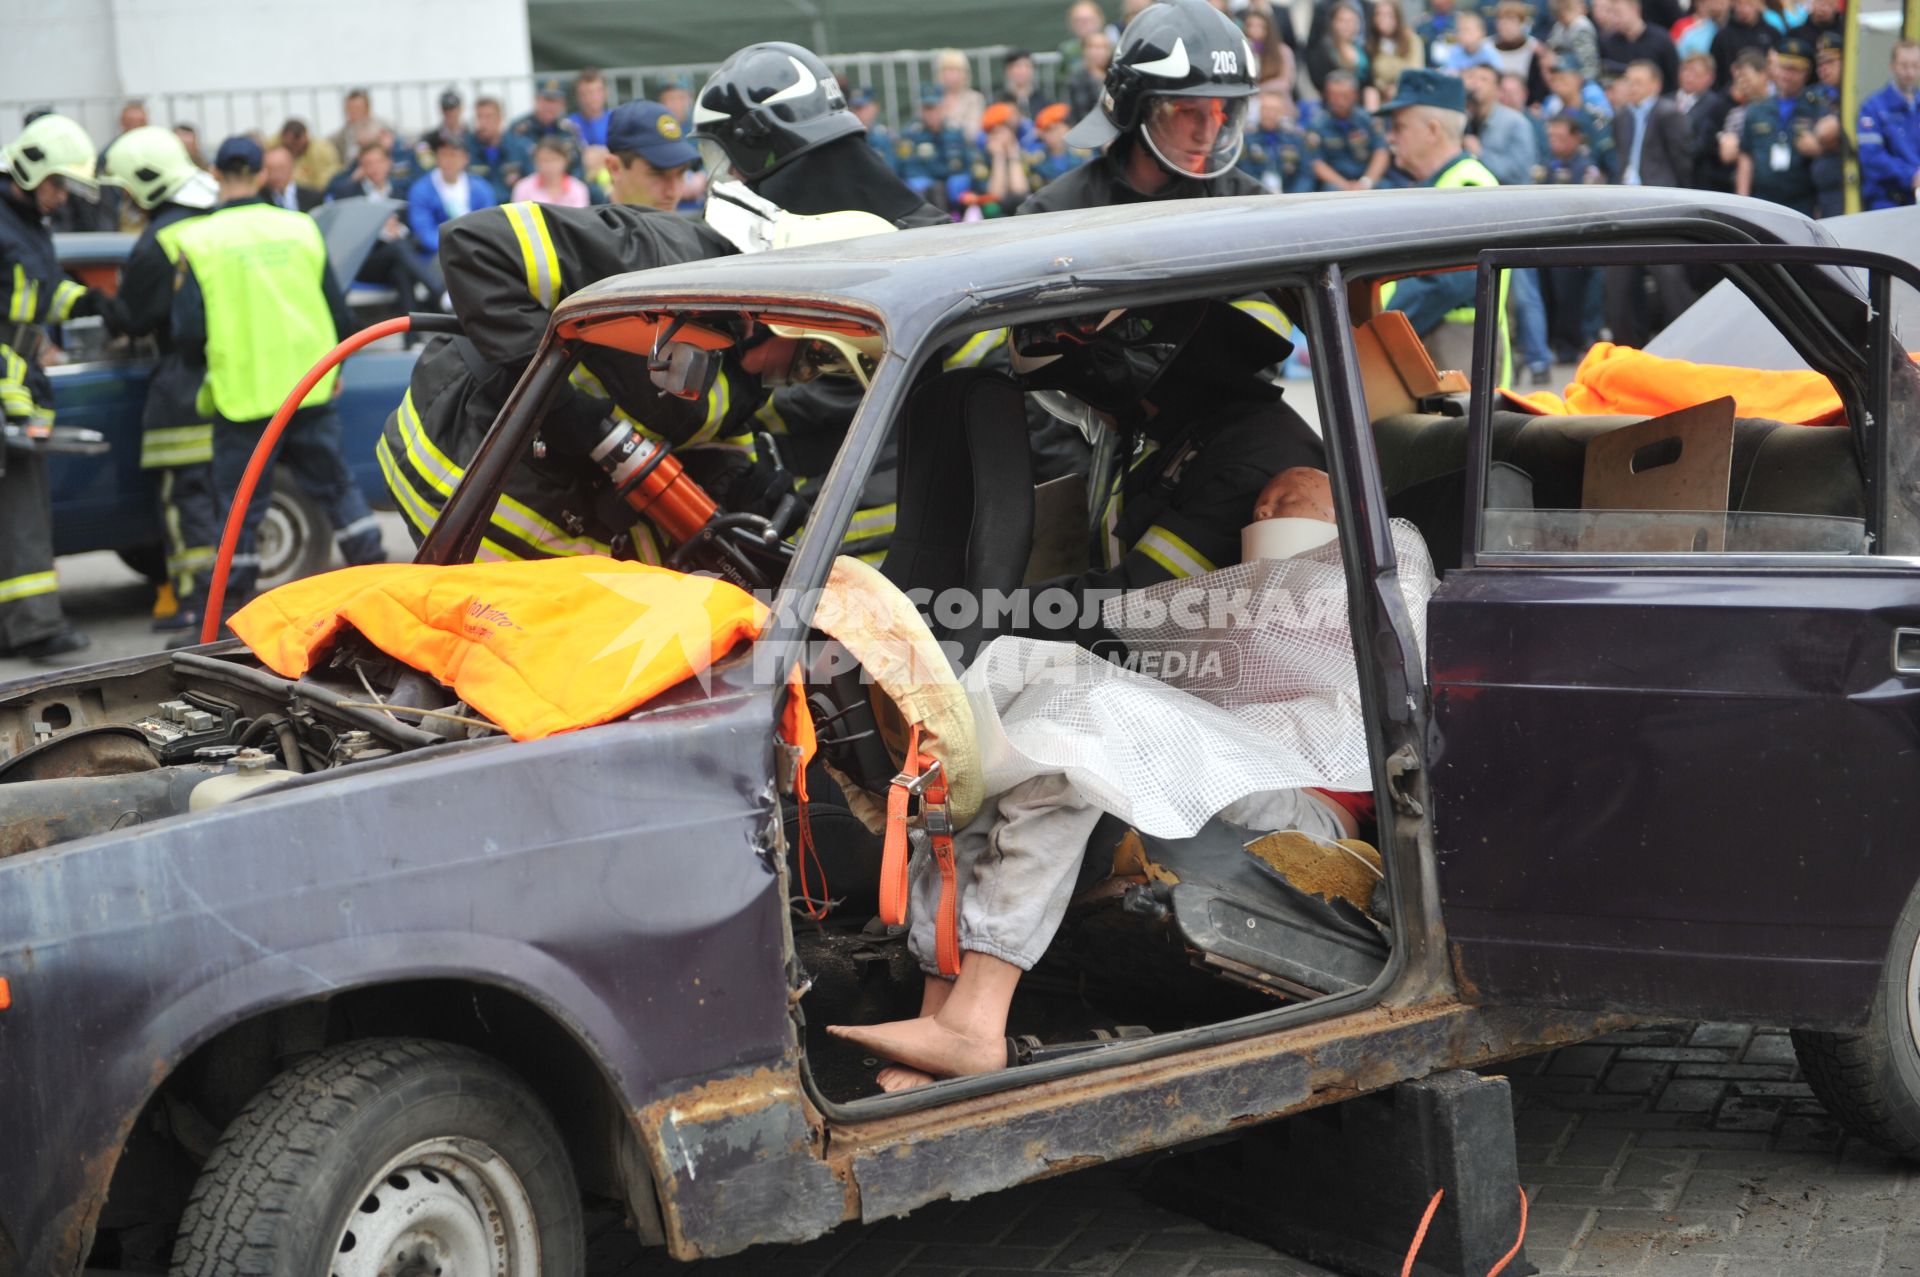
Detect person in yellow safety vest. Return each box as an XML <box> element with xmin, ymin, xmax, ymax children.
<box><xmin>0</xmin><ymin>114</ymin><xmax>113</xmax><ymax>664</ymax></box>
<box><xmin>98</xmin><ymin>126</ymin><xmax>223</xmax><ymax>632</ymax></box>
<box><xmin>1378</xmin><ymin>69</ymin><xmax>1513</xmax><ymax>387</ymax></box>
<box><xmin>161</xmin><ymin>135</ymin><xmax>386</xmax><ymax>639</ymax></box>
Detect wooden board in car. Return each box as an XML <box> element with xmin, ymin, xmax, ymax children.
<box><xmin>1580</xmin><ymin>396</ymin><xmax>1736</xmax><ymax>552</ymax></box>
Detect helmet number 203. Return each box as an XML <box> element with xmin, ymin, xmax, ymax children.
<box><xmin>1212</xmin><ymin>50</ymin><xmax>1239</xmax><ymax>75</ymax></box>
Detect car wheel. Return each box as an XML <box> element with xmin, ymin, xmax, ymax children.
<box><xmin>255</xmin><ymin>481</ymin><xmax>334</xmax><ymax>591</ymax></box>
<box><xmin>116</xmin><ymin>542</ymin><xmax>170</xmax><ymax>587</ymax></box>
<box><xmin>169</xmin><ymin>1038</ymin><xmax>584</xmax><ymax>1277</ymax></box>
<box><xmin>1793</xmin><ymin>885</ymin><xmax>1920</xmax><ymax>1159</ymax></box>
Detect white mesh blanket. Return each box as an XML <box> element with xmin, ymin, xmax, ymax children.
<box><xmin>963</xmin><ymin>521</ymin><xmax>1436</xmax><ymax>838</ymax></box>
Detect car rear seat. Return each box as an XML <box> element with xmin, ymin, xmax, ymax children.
<box><xmin>1373</xmin><ymin>410</ymin><xmax>1864</xmax><ymax>563</ymax></box>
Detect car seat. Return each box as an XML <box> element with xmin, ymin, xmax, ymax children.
<box><xmin>881</xmin><ymin>366</ymin><xmax>1036</xmax><ymax>666</ymax></box>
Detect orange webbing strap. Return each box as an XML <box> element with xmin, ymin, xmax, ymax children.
<box><xmin>877</xmin><ymin>723</ymin><xmax>963</xmax><ymax>977</ymax></box>
<box><xmin>780</xmin><ymin>668</ymin><xmax>829</xmax><ymax>920</ymax></box>
<box><xmin>879</xmin><ymin>725</ymin><xmax>921</xmax><ymax>927</ymax></box>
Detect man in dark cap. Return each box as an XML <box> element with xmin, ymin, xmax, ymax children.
<box><xmin>1736</xmin><ymin>38</ymin><xmax>1823</xmax><ymax>215</ymax></box>
<box><xmin>510</xmin><ymin>79</ymin><xmax>584</xmax><ymax>159</ymax></box>
<box><xmin>1379</xmin><ymin>69</ymin><xmax>1512</xmax><ymax>381</ymax></box>
<box><xmin>1809</xmin><ymin>33</ymin><xmax>1847</xmax><ymax>217</ymax></box>
<box><xmin>602</xmin><ymin>101</ymin><xmax>698</xmax><ymax>211</ymax></box>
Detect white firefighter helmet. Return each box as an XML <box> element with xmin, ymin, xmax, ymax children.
<box><xmin>3</xmin><ymin>114</ymin><xmax>105</xmax><ymax>201</ymax></box>
<box><xmin>102</xmin><ymin>125</ymin><xmax>216</xmax><ymax>210</ymax></box>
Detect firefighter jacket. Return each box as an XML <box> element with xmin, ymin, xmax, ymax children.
<box><xmin>103</xmin><ymin>200</ymin><xmax>212</xmax><ymax>468</ymax></box>
<box><xmin>378</xmin><ymin>202</ymin><xmax>767</xmax><ymax>564</ymax></box>
<box><xmin>0</xmin><ymin>185</ymin><xmax>96</xmax><ymax>433</ymax></box>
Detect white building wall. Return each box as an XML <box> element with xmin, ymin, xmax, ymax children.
<box><xmin>1</xmin><ymin>0</ymin><xmax>533</xmax><ymax>150</ymax></box>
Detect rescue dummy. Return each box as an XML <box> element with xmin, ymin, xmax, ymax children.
<box><xmin>829</xmin><ymin>469</ymin><xmax>1437</xmax><ymax>1090</ymax></box>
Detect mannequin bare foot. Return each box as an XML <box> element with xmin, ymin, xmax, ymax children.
<box><xmin>831</xmin><ymin>952</ymin><xmax>1023</xmax><ymax>1081</ymax></box>
<box><xmin>829</xmin><ymin>1016</ymin><xmax>1007</xmax><ymax>1080</ymax></box>
<box><xmin>867</xmin><ymin>979</ymin><xmax>951</xmax><ymax>1090</ymax></box>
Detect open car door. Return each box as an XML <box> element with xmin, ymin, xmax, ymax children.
<box><xmin>1428</xmin><ymin>243</ymin><xmax>1920</xmax><ymax>1030</ymax></box>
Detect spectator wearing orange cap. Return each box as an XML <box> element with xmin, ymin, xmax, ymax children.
<box><xmin>1033</xmin><ymin>102</ymin><xmax>1088</xmax><ymax>185</ymax></box>
<box><xmin>971</xmin><ymin>101</ymin><xmax>1033</xmax><ymax>215</ymax></box>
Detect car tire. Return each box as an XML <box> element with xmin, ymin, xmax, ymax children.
<box><xmin>169</xmin><ymin>1037</ymin><xmax>585</xmax><ymax>1277</ymax></box>
<box><xmin>1793</xmin><ymin>885</ymin><xmax>1920</xmax><ymax>1160</ymax></box>
<box><xmin>255</xmin><ymin>480</ymin><xmax>334</xmax><ymax>592</ymax></box>
<box><xmin>116</xmin><ymin>542</ymin><xmax>170</xmax><ymax>587</ymax></box>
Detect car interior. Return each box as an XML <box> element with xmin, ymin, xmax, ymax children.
<box><xmin>643</xmin><ymin>291</ymin><xmax>1408</xmax><ymax>1106</ymax></box>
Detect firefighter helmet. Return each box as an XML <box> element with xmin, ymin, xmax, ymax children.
<box><xmin>1066</xmin><ymin>0</ymin><xmax>1257</xmax><ymax>179</ymax></box>
<box><xmin>691</xmin><ymin>42</ymin><xmax>863</xmax><ymax>183</ymax></box>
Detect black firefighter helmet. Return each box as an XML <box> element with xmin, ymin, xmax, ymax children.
<box><xmin>691</xmin><ymin>42</ymin><xmax>863</xmax><ymax>183</ymax></box>
<box><xmin>1068</xmin><ymin>0</ymin><xmax>1258</xmax><ymax>179</ymax></box>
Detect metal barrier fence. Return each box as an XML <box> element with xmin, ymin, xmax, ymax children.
<box><xmin>0</xmin><ymin>45</ymin><xmax>1066</xmax><ymax>158</ymax></box>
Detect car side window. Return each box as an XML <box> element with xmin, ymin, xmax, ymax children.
<box><xmin>1359</xmin><ymin>257</ymin><xmax>1884</xmax><ymax>566</ymax></box>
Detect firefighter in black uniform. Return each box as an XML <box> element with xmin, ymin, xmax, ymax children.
<box><xmin>1018</xmin><ymin>0</ymin><xmax>1266</xmax><ymax>216</ymax></box>
<box><xmin>1007</xmin><ymin>299</ymin><xmax>1326</xmax><ymax>647</ymax></box>
<box><xmin>695</xmin><ymin>41</ymin><xmax>954</xmax><ymax>561</ymax></box>
<box><xmin>98</xmin><ymin>125</ymin><xmax>222</xmax><ymax>630</ymax></box>
<box><xmin>0</xmin><ymin>114</ymin><xmax>111</xmax><ymax>663</ymax></box>
<box><xmin>383</xmin><ymin>42</ymin><xmax>954</xmax><ymax>569</ymax></box>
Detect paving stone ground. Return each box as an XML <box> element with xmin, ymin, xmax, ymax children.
<box><xmin>594</xmin><ymin>1023</ymin><xmax>1920</xmax><ymax>1277</ymax></box>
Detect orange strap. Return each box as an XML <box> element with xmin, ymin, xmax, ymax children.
<box><xmin>878</xmin><ymin>724</ymin><xmax>963</xmax><ymax>977</ymax></box>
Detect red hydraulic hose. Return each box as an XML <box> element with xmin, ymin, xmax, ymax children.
<box><xmin>200</xmin><ymin>315</ymin><xmax>415</xmax><ymax>644</ymax></box>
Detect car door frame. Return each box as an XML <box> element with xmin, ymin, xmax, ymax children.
<box><xmin>1434</xmin><ymin>241</ymin><xmax>1920</xmax><ymax>1028</ymax></box>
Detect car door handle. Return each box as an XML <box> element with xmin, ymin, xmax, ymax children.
<box><xmin>1894</xmin><ymin>629</ymin><xmax>1920</xmax><ymax>674</ymax></box>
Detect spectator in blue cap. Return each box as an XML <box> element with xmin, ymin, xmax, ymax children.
<box><xmin>510</xmin><ymin>78</ymin><xmax>584</xmax><ymax>161</ymax></box>
<box><xmin>603</xmin><ymin>100</ymin><xmax>698</xmax><ymax>210</ymax></box>
<box><xmin>1378</xmin><ymin>68</ymin><xmax>1512</xmax><ymax>380</ymax></box>
<box><xmin>898</xmin><ymin>84</ymin><xmax>972</xmax><ymax>208</ymax></box>
<box><xmin>850</xmin><ymin>89</ymin><xmax>897</xmax><ymax>165</ymax></box>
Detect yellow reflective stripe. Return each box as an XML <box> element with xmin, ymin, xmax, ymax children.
<box><xmin>503</xmin><ymin>203</ymin><xmax>560</xmax><ymax>310</ymax></box>
<box><xmin>168</xmin><ymin>546</ymin><xmax>216</xmax><ymax>571</ymax></box>
<box><xmin>1134</xmin><ymin>525</ymin><xmax>1215</xmax><ymax>580</ymax></box>
<box><xmin>50</xmin><ymin>279</ymin><xmax>86</xmax><ymax>321</ymax></box>
<box><xmin>395</xmin><ymin>389</ymin><xmax>464</xmax><ymax>497</ymax></box>
<box><xmin>505</xmin><ymin>202</ymin><xmax>561</xmax><ymax>310</ymax></box>
<box><xmin>942</xmin><ymin>327</ymin><xmax>1008</xmax><ymax>370</ymax></box>
<box><xmin>845</xmin><ymin>502</ymin><xmax>897</xmax><ymax>536</ymax></box>
<box><xmin>685</xmin><ymin>370</ymin><xmax>734</xmax><ymax>447</ymax></box>
<box><xmin>378</xmin><ymin>434</ymin><xmax>525</xmax><ymax>562</ymax></box>
<box><xmin>1231</xmin><ymin>297</ymin><xmax>1291</xmax><ymax>338</ymax></box>
<box><xmin>139</xmin><ymin>423</ymin><xmax>214</xmax><ymax>468</ymax></box>
<box><xmin>629</xmin><ymin>522</ymin><xmax>666</xmax><ymax>566</ymax></box>
<box><xmin>754</xmin><ymin>395</ymin><xmax>789</xmax><ymax>435</ymax></box>
<box><xmin>0</xmin><ymin>571</ymin><xmax>58</xmax><ymax>604</ymax></box>
<box><xmin>379</xmin><ymin>434</ymin><xmax>441</xmax><ymax>537</ymax></box>
<box><xmin>492</xmin><ymin>492</ymin><xmax>611</xmax><ymax>557</ymax></box>
<box><xmin>8</xmin><ymin>266</ymin><xmax>28</xmax><ymax>321</ymax></box>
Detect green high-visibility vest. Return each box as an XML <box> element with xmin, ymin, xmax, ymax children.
<box><xmin>158</xmin><ymin>203</ymin><xmax>339</xmax><ymax>424</ymax></box>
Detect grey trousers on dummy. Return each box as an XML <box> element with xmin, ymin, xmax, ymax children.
<box><xmin>906</xmin><ymin>774</ymin><xmax>1351</xmax><ymax>976</ymax></box>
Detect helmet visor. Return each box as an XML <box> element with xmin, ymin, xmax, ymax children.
<box><xmin>1140</xmin><ymin>94</ymin><xmax>1248</xmax><ymax>180</ymax></box>
<box><xmin>697</xmin><ymin>138</ymin><xmax>740</xmax><ymax>184</ymax></box>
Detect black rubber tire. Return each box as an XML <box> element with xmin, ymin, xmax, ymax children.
<box><xmin>116</xmin><ymin>542</ymin><xmax>170</xmax><ymax>587</ymax></box>
<box><xmin>169</xmin><ymin>1037</ymin><xmax>585</xmax><ymax>1277</ymax></box>
<box><xmin>1792</xmin><ymin>885</ymin><xmax>1920</xmax><ymax>1160</ymax></box>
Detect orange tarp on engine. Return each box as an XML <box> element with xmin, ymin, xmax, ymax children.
<box><xmin>1507</xmin><ymin>342</ymin><xmax>1856</xmax><ymax>427</ymax></box>
<box><xmin>231</xmin><ymin>556</ymin><xmax>769</xmax><ymax>741</ymax></box>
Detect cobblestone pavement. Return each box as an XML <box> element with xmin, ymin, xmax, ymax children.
<box><xmin>594</xmin><ymin>1023</ymin><xmax>1920</xmax><ymax>1277</ymax></box>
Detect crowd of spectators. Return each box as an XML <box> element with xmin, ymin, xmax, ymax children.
<box><xmin>32</xmin><ymin>0</ymin><xmax>1920</xmax><ymax>314</ymax></box>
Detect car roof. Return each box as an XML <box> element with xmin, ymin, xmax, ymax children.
<box><xmin>558</xmin><ymin>186</ymin><xmax>1835</xmax><ymax>333</ymax></box>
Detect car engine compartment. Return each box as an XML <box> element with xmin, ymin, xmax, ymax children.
<box><xmin>0</xmin><ymin>645</ymin><xmax>500</xmax><ymax>857</ymax></box>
